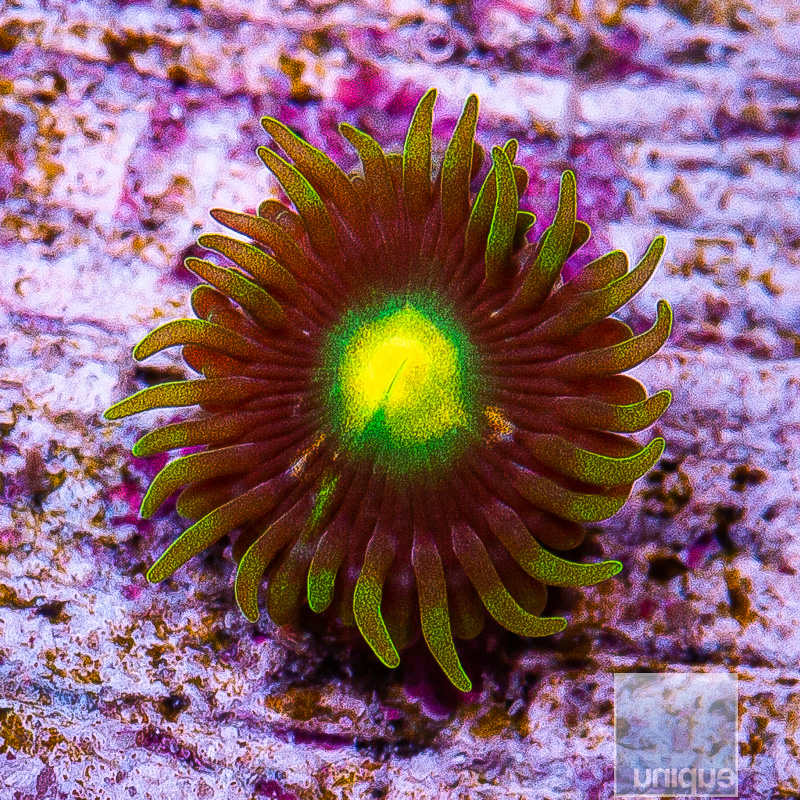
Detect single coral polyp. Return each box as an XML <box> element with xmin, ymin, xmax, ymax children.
<box><xmin>106</xmin><ymin>88</ymin><xmax>672</xmax><ymax>691</ymax></box>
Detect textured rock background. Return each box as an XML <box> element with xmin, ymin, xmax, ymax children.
<box><xmin>1</xmin><ymin>0</ymin><xmax>800</xmax><ymax>798</ymax></box>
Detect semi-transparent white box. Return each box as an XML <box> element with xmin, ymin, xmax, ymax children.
<box><xmin>614</xmin><ymin>672</ymin><xmax>738</xmax><ymax>797</ymax></box>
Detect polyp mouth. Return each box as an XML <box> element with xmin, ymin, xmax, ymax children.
<box><xmin>323</xmin><ymin>296</ymin><xmax>480</xmax><ymax>474</ymax></box>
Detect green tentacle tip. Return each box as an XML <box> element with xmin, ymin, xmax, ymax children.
<box><xmin>550</xmin><ymin>618</ymin><xmax>568</xmax><ymax>634</ymax></box>
<box><xmin>451</xmin><ymin>669</ymin><xmax>472</xmax><ymax>693</ymax></box>
<box><xmin>234</xmin><ymin>553</ymin><xmax>263</xmax><ymax>623</ymax></box>
<box><xmin>656</xmin><ymin>389</ymin><xmax>673</xmax><ymax>416</ymax></box>
<box><xmin>139</xmin><ymin>487</ymin><xmax>158</xmax><ymax>520</ymax></box>
<box><xmin>427</xmin><ymin>626</ymin><xmax>472</xmax><ymax>693</ymax></box>
<box><xmin>235</xmin><ymin>580</ymin><xmax>261</xmax><ymax>622</ymax></box>
<box><xmin>104</xmin><ymin>393</ymin><xmax>138</xmax><ymax>420</ymax></box>
<box><xmin>353</xmin><ymin>579</ymin><xmax>401</xmax><ymax>668</ymax></box>
<box><xmin>527</xmin><ymin>547</ymin><xmax>623</xmax><ymax>588</ymax></box>
<box><xmin>485</xmin><ymin>145</ymin><xmax>518</xmax><ymax>284</ymax></box>
<box><xmin>146</xmin><ymin>557</ymin><xmax>171</xmax><ymax>584</ymax></box>
<box><xmin>307</xmin><ymin>566</ymin><xmax>336</xmax><ymax>613</ymax></box>
<box><xmin>132</xmin><ymin>425</ymin><xmax>184</xmax><ymax>458</ymax></box>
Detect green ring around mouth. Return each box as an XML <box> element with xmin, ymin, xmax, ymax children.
<box><xmin>318</xmin><ymin>293</ymin><xmax>483</xmax><ymax>476</ymax></box>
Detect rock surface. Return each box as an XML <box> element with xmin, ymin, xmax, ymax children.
<box><xmin>1</xmin><ymin>0</ymin><xmax>799</xmax><ymax>797</ymax></box>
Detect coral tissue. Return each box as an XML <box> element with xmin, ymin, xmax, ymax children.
<box><xmin>106</xmin><ymin>89</ymin><xmax>672</xmax><ymax>691</ymax></box>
